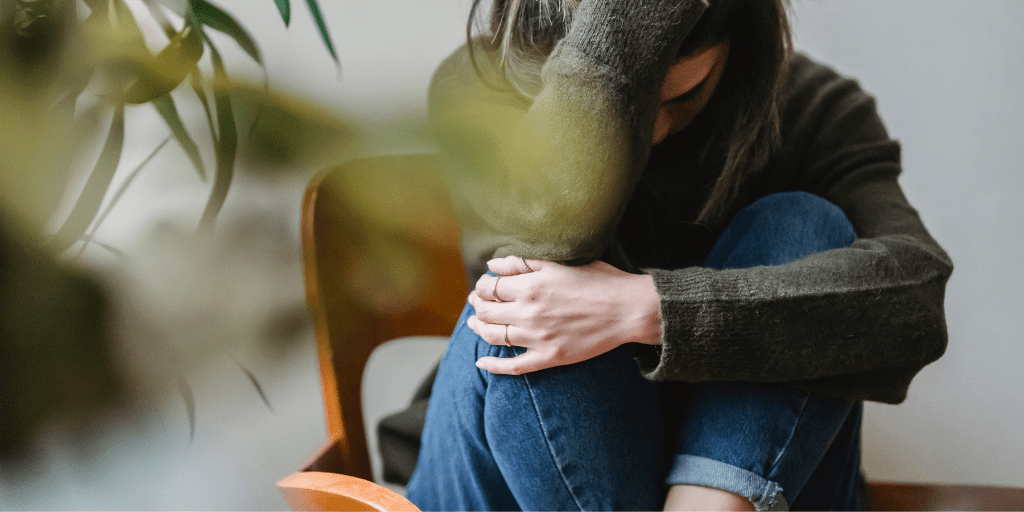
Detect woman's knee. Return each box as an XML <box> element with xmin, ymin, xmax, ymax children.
<box><xmin>704</xmin><ymin>192</ymin><xmax>857</xmax><ymax>269</ymax></box>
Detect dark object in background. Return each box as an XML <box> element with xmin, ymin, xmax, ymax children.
<box><xmin>0</xmin><ymin>216</ymin><xmax>122</xmax><ymax>459</ymax></box>
<box><xmin>377</xmin><ymin>365</ymin><xmax>436</xmax><ymax>485</ymax></box>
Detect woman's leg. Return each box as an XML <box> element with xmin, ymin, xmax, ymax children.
<box><xmin>662</xmin><ymin>191</ymin><xmax>863</xmax><ymax>511</ymax></box>
<box><xmin>408</xmin><ymin>191</ymin><xmax>863</xmax><ymax>511</ymax></box>
<box><xmin>407</xmin><ymin>299</ymin><xmax>667</xmax><ymax>511</ymax></box>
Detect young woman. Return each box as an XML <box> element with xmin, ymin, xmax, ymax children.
<box><xmin>402</xmin><ymin>0</ymin><xmax>952</xmax><ymax>509</ymax></box>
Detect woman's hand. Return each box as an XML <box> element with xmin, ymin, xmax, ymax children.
<box><xmin>469</xmin><ymin>255</ymin><xmax>663</xmax><ymax>375</ymax></box>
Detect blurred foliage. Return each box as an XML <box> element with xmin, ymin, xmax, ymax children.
<box><xmin>0</xmin><ymin>0</ymin><xmax>349</xmax><ymax>455</ymax></box>
<box><xmin>0</xmin><ymin>216</ymin><xmax>121</xmax><ymax>459</ymax></box>
<box><xmin>2</xmin><ymin>0</ymin><xmax>340</xmax><ymax>247</ymax></box>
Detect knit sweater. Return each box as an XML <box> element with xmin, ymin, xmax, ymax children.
<box><xmin>428</xmin><ymin>0</ymin><xmax>951</xmax><ymax>405</ymax></box>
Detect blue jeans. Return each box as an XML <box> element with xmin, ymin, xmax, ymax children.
<box><xmin>407</xmin><ymin>192</ymin><xmax>863</xmax><ymax>511</ymax></box>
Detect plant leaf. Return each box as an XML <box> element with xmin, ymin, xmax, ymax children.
<box><xmin>229</xmin><ymin>355</ymin><xmax>273</xmax><ymax>413</ymax></box>
<box><xmin>142</xmin><ymin>0</ymin><xmax>179</xmax><ymax>39</ymax></box>
<box><xmin>80</xmin><ymin>236</ymin><xmax>129</xmax><ymax>260</ymax></box>
<box><xmin>124</xmin><ymin>22</ymin><xmax>205</xmax><ymax>104</ymax></box>
<box><xmin>192</xmin><ymin>0</ymin><xmax>262</xmax><ymax>65</ymax></box>
<box><xmin>152</xmin><ymin>95</ymin><xmax>206</xmax><ymax>181</ymax></box>
<box><xmin>49</xmin><ymin>103</ymin><xmax>126</xmax><ymax>254</ymax></box>
<box><xmin>188</xmin><ymin>68</ymin><xmax>218</xmax><ymax>145</ymax></box>
<box><xmin>74</xmin><ymin>137</ymin><xmax>171</xmax><ymax>260</ymax></box>
<box><xmin>198</xmin><ymin>41</ymin><xmax>236</xmax><ymax>230</ymax></box>
<box><xmin>305</xmin><ymin>0</ymin><xmax>337</xmax><ymax>64</ymax></box>
<box><xmin>178</xmin><ymin>378</ymin><xmax>196</xmax><ymax>444</ymax></box>
<box><xmin>274</xmin><ymin>0</ymin><xmax>290</xmax><ymax>26</ymax></box>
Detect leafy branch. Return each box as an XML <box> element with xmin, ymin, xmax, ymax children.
<box><xmin>36</xmin><ymin>0</ymin><xmax>337</xmax><ymax>254</ymax></box>
<box><xmin>2</xmin><ymin>0</ymin><xmax>337</xmax><ymax>441</ymax></box>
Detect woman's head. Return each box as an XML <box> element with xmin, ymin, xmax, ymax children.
<box><xmin>468</xmin><ymin>0</ymin><xmax>792</xmax><ymax>224</ymax></box>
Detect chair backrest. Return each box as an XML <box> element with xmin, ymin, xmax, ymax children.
<box><xmin>298</xmin><ymin>154</ymin><xmax>467</xmax><ymax>481</ymax></box>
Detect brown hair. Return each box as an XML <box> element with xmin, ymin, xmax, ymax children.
<box><xmin>466</xmin><ymin>0</ymin><xmax>793</xmax><ymax>225</ymax></box>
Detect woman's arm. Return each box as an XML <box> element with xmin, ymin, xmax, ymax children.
<box><xmin>432</xmin><ymin>0</ymin><xmax>708</xmax><ymax>268</ymax></box>
<box><xmin>634</xmin><ymin>56</ymin><xmax>952</xmax><ymax>404</ymax></box>
<box><xmin>470</xmin><ymin>56</ymin><xmax>952</xmax><ymax>405</ymax></box>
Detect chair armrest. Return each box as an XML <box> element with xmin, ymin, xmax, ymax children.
<box><xmin>277</xmin><ymin>471</ymin><xmax>419</xmax><ymax>511</ymax></box>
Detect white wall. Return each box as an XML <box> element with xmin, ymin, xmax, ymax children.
<box><xmin>788</xmin><ymin>1</ymin><xmax>1024</xmax><ymax>487</ymax></box>
<box><xmin>3</xmin><ymin>0</ymin><xmax>1021</xmax><ymax>509</ymax></box>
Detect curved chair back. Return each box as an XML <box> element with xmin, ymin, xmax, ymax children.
<box><xmin>278</xmin><ymin>154</ymin><xmax>466</xmax><ymax>510</ymax></box>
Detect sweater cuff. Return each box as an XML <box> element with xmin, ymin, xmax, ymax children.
<box><xmin>638</xmin><ymin>266</ymin><xmax>764</xmax><ymax>381</ymax></box>
<box><xmin>637</xmin><ymin>267</ymin><xmax>713</xmax><ymax>380</ymax></box>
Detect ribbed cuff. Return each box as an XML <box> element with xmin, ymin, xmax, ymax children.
<box><xmin>637</xmin><ymin>267</ymin><xmax>715</xmax><ymax>380</ymax></box>
<box><xmin>666</xmin><ymin>454</ymin><xmax>789</xmax><ymax>511</ymax></box>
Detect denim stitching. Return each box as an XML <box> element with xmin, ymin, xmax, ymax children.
<box><xmin>766</xmin><ymin>392</ymin><xmax>809</xmax><ymax>482</ymax></box>
<box><xmin>748</xmin><ymin>391</ymin><xmax>808</xmax><ymax>510</ymax></box>
<box><xmin>520</xmin><ymin>367</ymin><xmax>586</xmax><ymax>511</ymax></box>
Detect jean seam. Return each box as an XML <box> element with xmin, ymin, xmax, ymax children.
<box><xmin>521</xmin><ymin>369</ymin><xmax>586</xmax><ymax>511</ymax></box>
<box><xmin>749</xmin><ymin>392</ymin><xmax>808</xmax><ymax>509</ymax></box>
<box><xmin>762</xmin><ymin>391</ymin><xmax>809</xmax><ymax>504</ymax></box>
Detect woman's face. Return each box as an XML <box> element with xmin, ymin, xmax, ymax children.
<box><xmin>652</xmin><ymin>41</ymin><xmax>730</xmax><ymax>145</ymax></box>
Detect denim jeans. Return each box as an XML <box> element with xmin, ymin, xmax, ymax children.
<box><xmin>407</xmin><ymin>192</ymin><xmax>863</xmax><ymax>511</ymax></box>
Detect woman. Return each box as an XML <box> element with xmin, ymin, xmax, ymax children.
<box><xmin>402</xmin><ymin>0</ymin><xmax>952</xmax><ymax>509</ymax></box>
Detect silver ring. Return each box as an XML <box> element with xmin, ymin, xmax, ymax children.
<box><xmin>504</xmin><ymin>324</ymin><xmax>512</xmax><ymax>348</ymax></box>
<box><xmin>521</xmin><ymin>256</ymin><xmax>534</xmax><ymax>272</ymax></box>
<box><xmin>492</xmin><ymin>276</ymin><xmax>503</xmax><ymax>302</ymax></box>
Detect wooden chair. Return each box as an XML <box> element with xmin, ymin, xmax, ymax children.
<box><xmin>277</xmin><ymin>154</ymin><xmax>464</xmax><ymax>511</ymax></box>
<box><xmin>278</xmin><ymin>154</ymin><xmax>1024</xmax><ymax>511</ymax></box>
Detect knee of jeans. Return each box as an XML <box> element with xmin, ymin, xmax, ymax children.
<box><xmin>706</xmin><ymin>192</ymin><xmax>857</xmax><ymax>269</ymax></box>
<box><xmin>746</xmin><ymin>192</ymin><xmax>855</xmax><ymax>239</ymax></box>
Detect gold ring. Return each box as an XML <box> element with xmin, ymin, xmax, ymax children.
<box><xmin>521</xmin><ymin>256</ymin><xmax>534</xmax><ymax>272</ymax></box>
<box><xmin>492</xmin><ymin>276</ymin><xmax>503</xmax><ymax>302</ymax></box>
<box><xmin>504</xmin><ymin>324</ymin><xmax>512</xmax><ymax>348</ymax></box>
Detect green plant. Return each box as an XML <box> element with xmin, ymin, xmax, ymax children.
<box><xmin>0</xmin><ymin>0</ymin><xmax>349</xmax><ymax>449</ymax></box>
<box><xmin>3</xmin><ymin>0</ymin><xmax>339</xmax><ymax>255</ymax></box>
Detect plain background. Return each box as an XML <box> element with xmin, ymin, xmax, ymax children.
<box><xmin>1</xmin><ymin>0</ymin><xmax>1021</xmax><ymax>509</ymax></box>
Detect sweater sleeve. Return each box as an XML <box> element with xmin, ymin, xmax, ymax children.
<box><xmin>637</xmin><ymin>57</ymin><xmax>953</xmax><ymax>404</ymax></box>
<box><xmin>429</xmin><ymin>0</ymin><xmax>708</xmax><ymax>269</ymax></box>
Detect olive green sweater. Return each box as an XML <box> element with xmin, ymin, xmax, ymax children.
<box><xmin>428</xmin><ymin>0</ymin><xmax>951</xmax><ymax>405</ymax></box>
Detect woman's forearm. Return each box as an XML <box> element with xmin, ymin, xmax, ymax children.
<box><xmin>431</xmin><ymin>0</ymin><xmax>709</xmax><ymax>265</ymax></box>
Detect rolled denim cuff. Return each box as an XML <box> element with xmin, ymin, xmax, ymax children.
<box><xmin>665</xmin><ymin>454</ymin><xmax>789</xmax><ymax>511</ymax></box>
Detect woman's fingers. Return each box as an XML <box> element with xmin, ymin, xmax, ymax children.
<box><xmin>474</xmin><ymin>273</ymin><xmax>520</xmax><ymax>303</ymax></box>
<box><xmin>469</xmin><ymin>295</ymin><xmax>518</xmax><ymax>326</ymax></box>
<box><xmin>487</xmin><ymin>255</ymin><xmax>544</xmax><ymax>276</ymax></box>
<box><xmin>468</xmin><ymin>314</ymin><xmax>528</xmax><ymax>346</ymax></box>
<box><xmin>475</xmin><ymin>350</ymin><xmax>550</xmax><ymax>375</ymax></box>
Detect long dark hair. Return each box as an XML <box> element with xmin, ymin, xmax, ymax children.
<box><xmin>466</xmin><ymin>0</ymin><xmax>792</xmax><ymax>225</ymax></box>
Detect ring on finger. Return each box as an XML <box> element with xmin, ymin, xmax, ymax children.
<box><xmin>492</xmin><ymin>276</ymin><xmax>504</xmax><ymax>302</ymax></box>
<box><xmin>504</xmin><ymin>324</ymin><xmax>512</xmax><ymax>348</ymax></box>
<box><xmin>521</xmin><ymin>256</ymin><xmax>534</xmax><ymax>272</ymax></box>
